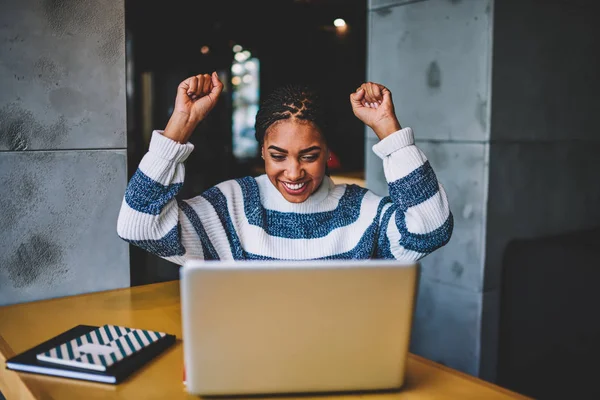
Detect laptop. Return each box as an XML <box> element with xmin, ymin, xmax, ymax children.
<box><xmin>179</xmin><ymin>258</ymin><xmax>420</xmax><ymax>396</ymax></box>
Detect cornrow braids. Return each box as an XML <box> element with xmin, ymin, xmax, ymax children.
<box><xmin>254</xmin><ymin>83</ymin><xmax>329</xmax><ymax>145</ymax></box>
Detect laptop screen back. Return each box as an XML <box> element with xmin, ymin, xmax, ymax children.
<box><xmin>180</xmin><ymin>259</ymin><xmax>419</xmax><ymax>396</ymax></box>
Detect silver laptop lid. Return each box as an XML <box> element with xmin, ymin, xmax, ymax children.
<box><xmin>180</xmin><ymin>259</ymin><xmax>419</xmax><ymax>396</ymax></box>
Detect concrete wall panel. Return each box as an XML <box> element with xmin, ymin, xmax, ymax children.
<box><xmin>368</xmin><ymin>0</ymin><xmax>492</xmax><ymax>141</ymax></box>
<box><xmin>491</xmin><ymin>0</ymin><xmax>600</xmax><ymax>142</ymax></box>
<box><xmin>0</xmin><ymin>150</ymin><xmax>129</xmax><ymax>306</ymax></box>
<box><xmin>485</xmin><ymin>141</ymin><xmax>600</xmax><ymax>291</ymax></box>
<box><xmin>410</xmin><ymin>275</ymin><xmax>482</xmax><ymax>375</ymax></box>
<box><xmin>417</xmin><ymin>141</ymin><xmax>487</xmax><ymax>291</ymax></box>
<box><xmin>0</xmin><ymin>0</ymin><xmax>126</xmax><ymax>151</ymax></box>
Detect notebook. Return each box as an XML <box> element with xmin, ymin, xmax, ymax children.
<box><xmin>5</xmin><ymin>324</ymin><xmax>176</xmax><ymax>384</ymax></box>
<box><xmin>36</xmin><ymin>324</ymin><xmax>169</xmax><ymax>371</ymax></box>
<box><xmin>180</xmin><ymin>258</ymin><xmax>420</xmax><ymax>396</ymax></box>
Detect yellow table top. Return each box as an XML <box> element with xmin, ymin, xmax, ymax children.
<box><xmin>0</xmin><ymin>281</ymin><xmax>530</xmax><ymax>399</ymax></box>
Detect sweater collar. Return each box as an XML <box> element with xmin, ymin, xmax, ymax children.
<box><xmin>256</xmin><ymin>174</ymin><xmax>335</xmax><ymax>212</ymax></box>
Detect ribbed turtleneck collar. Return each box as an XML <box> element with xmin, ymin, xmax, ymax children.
<box><xmin>255</xmin><ymin>174</ymin><xmax>337</xmax><ymax>213</ymax></box>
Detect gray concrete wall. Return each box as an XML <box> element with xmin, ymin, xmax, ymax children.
<box><xmin>0</xmin><ymin>0</ymin><xmax>129</xmax><ymax>306</ymax></box>
<box><xmin>367</xmin><ymin>0</ymin><xmax>600</xmax><ymax>382</ymax></box>
<box><xmin>366</xmin><ymin>0</ymin><xmax>492</xmax><ymax>376</ymax></box>
<box><xmin>482</xmin><ymin>0</ymin><xmax>600</xmax><ymax>381</ymax></box>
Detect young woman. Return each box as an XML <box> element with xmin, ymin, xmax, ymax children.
<box><xmin>117</xmin><ymin>72</ymin><xmax>453</xmax><ymax>263</ymax></box>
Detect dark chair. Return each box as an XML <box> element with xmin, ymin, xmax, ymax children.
<box><xmin>497</xmin><ymin>227</ymin><xmax>600</xmax><ymax>399</ymax></box>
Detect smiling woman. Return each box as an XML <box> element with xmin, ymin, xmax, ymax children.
<box><xmin>116</xmin><ymin>72</ymin><xmax>453</xmax><ymax>262</ymax></box>
<box><xmin>256</xmin><ymin>83</ymin><xmax>330</xmax><ymax>204</ymax></box>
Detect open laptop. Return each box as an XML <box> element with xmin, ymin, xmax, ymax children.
<box><xmin>179</xmin><ymin>258</ymin><xmax>420</xmax><ymax>396</ymax></box>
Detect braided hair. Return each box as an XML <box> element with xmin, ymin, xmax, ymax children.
<box><xmin>254</xmin><ymin>83</ymin><xmax>329</xmax><ymax>145</ymax></box>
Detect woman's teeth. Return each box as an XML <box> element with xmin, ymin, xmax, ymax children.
<box><xmin>284</xmin><ymin>182</ymin><xmax>306</xmax><ymax>190</ymax></box>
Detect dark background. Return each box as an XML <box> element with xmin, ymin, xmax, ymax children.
<box><xmin>125</xmin><ymin>0</ymin><xmax>367</xmax><ymax>284</ymax></box>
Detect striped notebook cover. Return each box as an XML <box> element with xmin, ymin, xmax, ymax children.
<box><xmin>36</xmin><ymin>324</ymin><xmax>167</xmax><ymax>371</ymax></box>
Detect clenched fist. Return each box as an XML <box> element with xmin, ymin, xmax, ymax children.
<box><xmin>164</xmin><ymin>72</ymin><xmax>224</xmax><ymax>143</ymax></box>
<box><xmin>349</xmin><ymin>82</ymin><xmax>401</xmax><ymax>140</ymax></box>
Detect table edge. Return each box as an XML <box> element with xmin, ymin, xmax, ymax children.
<box><xmin>408</xmin><ymin>354</ymin><xmax>532</xmax><ymax>399</ymax></box>
<box><xmin>0</xmin><ymin>280</ymin><xmax>179</xmax><ymax>312</ymax></box>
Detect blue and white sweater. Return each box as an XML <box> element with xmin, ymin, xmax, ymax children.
<box><xmin>117</xmin><ymin>128</ymin><xmax>453</xmax><ymax>264</ymax></box>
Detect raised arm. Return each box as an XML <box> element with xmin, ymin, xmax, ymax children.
<box><xmin>350</xmin><ymin>82</ymin><xmax>453</xmax><ymax>261</ymax></box>
<box><xmin>117</xmin><ymin>73</ymin><xmax>224</xmax><ymax>264</ymax></box>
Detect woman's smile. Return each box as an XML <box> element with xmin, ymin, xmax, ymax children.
<box><xmin>280</xmin><ymin>180</ymin><xmax>309</xmax><ymax>194</ymax></box>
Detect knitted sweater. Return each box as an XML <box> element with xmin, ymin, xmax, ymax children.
<box><xmin>117</xmin><ymin>127</ymin><xmax>453</xmax><ymax>265</ymax></box>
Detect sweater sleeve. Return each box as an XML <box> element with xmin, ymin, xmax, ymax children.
<box><xmin>372</xmin><ymin>127</ymin><xmax>453</xmax><ymax>261</ymax></box>
<box><xmin>116</xmin><ymin>130</ymin><xmax>205</xmax><ymax>265</ymax></box>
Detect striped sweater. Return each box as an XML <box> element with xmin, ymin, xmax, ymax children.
<box><xmin>117</xmin><ymin>128</ymin><xmax>453</xmax><ymax>265</ymax></box>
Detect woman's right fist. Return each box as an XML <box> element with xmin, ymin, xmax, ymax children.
<box><xmin>164</xmin><ymin>72</ymin><xmax>224</xmax><ymax>143</ymax></box>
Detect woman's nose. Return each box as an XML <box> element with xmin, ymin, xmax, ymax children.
<box><xmin>286</xmin><ymin>160</ymin><xmax>304</xmax><ymax>180</ymax></box>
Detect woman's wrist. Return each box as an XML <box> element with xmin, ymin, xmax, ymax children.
<box><xmin>163</xmin><ymin>112</ymin><xmax>198</xmax><ymax>143</ymax></box>
<box><xmin>372</xmin><ymin>118</ymin><xmax>402</xmax><ymax>140</ymax></box>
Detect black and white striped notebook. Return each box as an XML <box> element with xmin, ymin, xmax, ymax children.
<box><xmin>36</xmin><ymin>324</ymin><xmax>168</xmax><ymax>372</ymax></box>
<box><xmin>6</xmin><ymin>324</ymin><xmax>176</xmax><ymax>384</ymax></box>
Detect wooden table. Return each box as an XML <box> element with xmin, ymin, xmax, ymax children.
<box><xmin>0</xmin><ymin>281</ymin><xmax>530</xmax><ymax>399</ymax></box>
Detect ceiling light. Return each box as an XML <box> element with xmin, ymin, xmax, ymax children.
<box><xmin>333</xmin><ymin>18</ymin><xmax>346</xmax><ymax>27</ymax></box>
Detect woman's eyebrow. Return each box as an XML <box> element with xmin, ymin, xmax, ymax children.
<box><xmin>299</xmin><ymin>146</ymin><xmax>321</xmax><ymax>154</ymax></box>
<box><xmin>267</xmin><ymin>146</ymin><xmax>321</xmax><ymax>154</ymax></box>
<box><xmin>267</xmin><ymin>145</ymin><xmax>287</xmax><ymax>153</ymax></box>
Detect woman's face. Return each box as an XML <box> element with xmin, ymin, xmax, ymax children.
<box><xmin>261</xmin><ymin>120</ymin><xmax>329</xmax><ymax>203</ymax></box>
